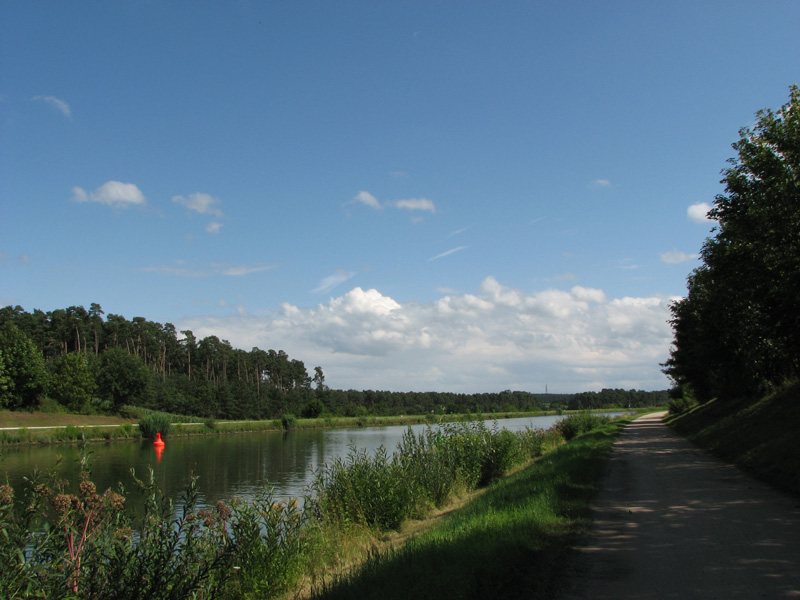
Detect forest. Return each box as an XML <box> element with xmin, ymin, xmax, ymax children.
<box><xmin>0</xmin><ymin>303</ymin><xmax>666</xmax><ymax>419</ymax></box>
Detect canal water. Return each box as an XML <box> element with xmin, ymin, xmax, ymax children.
<box><xmin>0</xmin><ymin>414</ymin><xmax>603</xmax><ymax>509</ymax></box>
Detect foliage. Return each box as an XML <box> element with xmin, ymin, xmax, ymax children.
<box><xmin>95</xmin><ymin>347</ymin><xmax>151</xmax><ymax>410</ymax></box>
<box><xmin>137</xmin><ymin>411</ymin><xmax>172</xmax><ymax>438</ymax></box>
<box><xmin>555</xmin><ymin>412</ymin><xmax>611</xmax><ymax>441</ymax></box>
<box><xmin>50</xmin><ymin>352</ymin><xmax>97</xmax><ymax>412</ymax></box>
<box><xmin>665</xmin><ymin>85</ymin><xmax>800</xmax><ymax>401</ymax></box>
<box><xmin>281</xmin><ymin>413</ymin><xmax>298</xmax><ymax>430</ymax></box>
<box><xmin>0</xmin><ymin>324</ymin><xmax>48</xmax><ymax>409</ymax></box>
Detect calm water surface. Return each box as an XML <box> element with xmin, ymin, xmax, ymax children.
<box><xmin>0</xmin><ymin>415</ymin><xmax>606</xmax><ymax>509</ymax></box>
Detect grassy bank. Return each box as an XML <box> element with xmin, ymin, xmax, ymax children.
<box><xmin>665</xmin><ymin>381</ymin><xmax>800</xmax><ymax>497</ymax></box>
<box><xmin>309</xmin><ymin>417</ymin><xmax>630</xmax><ymax>599</ymax></box>
<box><xmin>0</xmin><ymin>413</ymin><xmax>628</xmax><ymax>599</ymax></box>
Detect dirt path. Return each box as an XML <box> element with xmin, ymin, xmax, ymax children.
<box><xmin>560</xmin><ymin>411</ymin><xmax>800</xmax><ymax>599</ymax></box>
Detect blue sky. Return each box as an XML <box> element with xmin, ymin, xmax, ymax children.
<box><xmin>2</xmin><ymin>1</ymin><xmax>799</xmax><ymax>393</ymax></box>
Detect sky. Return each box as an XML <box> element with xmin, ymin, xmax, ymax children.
<box><xmin>2</xmin><ymin>2</ymin><xmax>799</xmax><ymax>394</ymax></box>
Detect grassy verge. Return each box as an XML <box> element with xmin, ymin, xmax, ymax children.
<box><xmin>665</xmin><ymin>380</ymin><xmax>800</xmax><ymax>497</ymax></box>
<box><xmin>309</xmin><ymin>417</ymin><xmax>630</xmax><ymax>600</ymax></box>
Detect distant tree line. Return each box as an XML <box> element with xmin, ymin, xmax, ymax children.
<box><xmin>1</xmin><ymin>304</ymin><xmax>666</xmax><ymax>418</ymax></box>
<box><xmin>664</xmin><ymin>86</ymin><xmax>800</xmax><ymax>403</ymax></box>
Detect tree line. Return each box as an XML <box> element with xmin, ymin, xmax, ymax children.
<box><xmin>664</xmin><ymin>85</ymin><xmax>800</xmax><ymax>403</ymax></box>
<box><xmin>0</xmin><ymin>304</ymin><xmax>666</xmax><ymax>419</ymax></box>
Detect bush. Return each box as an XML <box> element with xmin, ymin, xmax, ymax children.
<box><xmin>281</xmin><ymin>414</ymin><xmax>297</xmax><ymax>430</ymax></box>
<box><xmin>138</xmin><ymin>412</ymin><xmax>172</xmax><ymax>439</ymax></box>
<box><xmin>312</xmin><ymin>445</ymin><xmax>413</xmax><ymax>531</ymax></box>
<box><xmin>555</xmin><ymin>412</ymin><xmax>611</xmax><ymax>441</ymax></box>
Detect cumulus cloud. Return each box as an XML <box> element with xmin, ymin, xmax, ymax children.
<box><xmin>660</xmin><ymin>249</ymin><xmax>698</xmax><ymax>264</ymax></box>
<box><xmin>173</xmin><ymin>192</ymin><xmax>224</xmax><ymax>217</ymax></box>
<box><xmin>178</xmin><ymin>277</ymin><xmax>674</xmax><ymax>393</ymax></box>
<box><xmin>71</xmin><ymin>181</ymin><xmax>146</xmax><ymax>208</ymax></box>
<box><xmin>33</xmin><ymin>95</ymin><xmax>72</xmax><ymax>118</ymax></box>
<box><xmin>688</xmin><ymin>202</ymin><xmax>713</xmax><ymax>223</ymax></box>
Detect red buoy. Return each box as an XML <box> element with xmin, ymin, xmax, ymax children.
<box><xmin>154</xmin><ymin>432</ymin><xmax>165</xmax><ymax>462</ymax></box>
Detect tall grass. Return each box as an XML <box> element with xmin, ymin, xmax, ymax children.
<box><xmin>311</xmin><ymin>422</ymin><xmax>552</xmax><ymax>534</ymax></box>
<box><xmin>311</xmin><ymin>418</ymin><xmax>629</xmax><ymax>599</ymax></box>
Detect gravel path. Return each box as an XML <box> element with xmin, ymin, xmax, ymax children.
<box><xmin>560</xmin><ymin>411</ymin><xmax>800</xmax><ymax>599</ymax></box>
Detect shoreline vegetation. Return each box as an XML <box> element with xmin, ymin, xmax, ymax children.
<box><xmin>0</xmin><ymin>406</ymin><xmax>657</xmax><ymax>446</ymax></box>
<box><xmin>0</xmin><ymin>412</ymin><xmax>628</xmax><ymax>600</ymax></box>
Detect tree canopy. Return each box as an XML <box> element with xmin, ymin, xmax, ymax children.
<box><xmin>664</xmin><ymin>85</ymin><xmax>800</xmax><ymax>401</ymax></box>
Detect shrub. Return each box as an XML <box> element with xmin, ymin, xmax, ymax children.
<box><xmin>138</xmin><ymin>412</ymin><xmax>172</xmax><ymax>439</ymax></box>
<box><xmin>312</xmin><ymin>444</ymin><xmax>413</xmax><ymax>531</ymax></box>
<box><xmin>555</xmin><ymin>412</ymin><xmax>611</xmax><ymax>441</ymax></box>
<box><xmin>281</xmin><ymin>414</ymin><xmax>297</xmax><ymax>430</ymax></box>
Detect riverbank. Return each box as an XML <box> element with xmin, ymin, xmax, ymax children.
<box><xmin>1</xmin><ymin>413</ymin><xmax>625</xmax><ymax>599</ymax></box>
<box><xmin>0</xmin><ymin>406</ymin><xmax>657</xmax><ymax>445</ymax></box>
<box><xmin>665</xmin><ymin>380</ymin><xmax>800</xmax><ymax>497</ymax></box>
<box><xmin>302</xmin><ymin>416</ymin><xmax>631</xmax><ymax>599</ymax></box>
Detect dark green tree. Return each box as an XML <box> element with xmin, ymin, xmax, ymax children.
<box><xmin>50</xmin><ymin>352</ymin><xmax>97</xmax><ymax>412</ymax></box>
<box><xmin>94</xmin><ymin>347</ymin><xmax>151</xmax><ymax>410</ymax></box>
<box><xmin>0</xmin><ymin>324</ymin><xmax>48</xmax><ymax>409</ymax></box>
<box><xmin>665</xmin><ymin>85</ymin><xmax>800</xmax><ymax>400</ymax></box>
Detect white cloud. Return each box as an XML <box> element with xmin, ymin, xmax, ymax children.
<box><xmin>71</xmin><ymin>181</ymin><xmax>146</xmax><ymax>208</ymax></box>
<box><xmin>345</xmin><ymin>191</ymin><xmax>437</xmax><ymax>215</ymax></box>
<box><xmin>173</xmin><ymin>192</ymin><xmax>224</xmax><ymax>217</ymax></box>
<box><xmin>314</xmin><ymin>269</ymin><xmax>355</xmax><ymax>294</ymax></box>
<box><xmin>389</xmin><ymin>198</ymin><xmax>437</xmax><ymax>213</ymax></box>
<box><xmin>348</xmin><ymin>191</ymin><xmax>383</xmax><ymax>210</ymax></box>
<box><xmin>33</xmin><ymin>95</ymin><xmax>72</xmax><ymax>118</ymax></box>
<box><xmin>428</xmin><ymin>246</ymin><xmax>467</xmax><ymax>261</ymax></box>
<box><xmin>206</xmin><ymin>222</ymin><xmax>223</xmax><ymax>234</ymax></box>
<box><xmin>178</xmin><ymin>277</ymin><xmax>674</xmax><ymax>393</ymax></box>
<box><xmin>660</xmin><ymin>249</ymin><xmax>698</xmax><ymax>264</ymax></box>
<box><xmin>688</xmin><ymin>202</ymin><xmax>713</xmax><ymax>223</ymax></box>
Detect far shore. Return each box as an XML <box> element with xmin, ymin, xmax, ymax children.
<box><xmin>0</xmin><ymin>407</ymin><xmax>656</xmax><ymax>446</ymax></box>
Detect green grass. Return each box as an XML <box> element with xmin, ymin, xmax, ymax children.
<box><xmin>311</xmin><ymin>418</ymin><xmax>630</xmax><ymax>600</ymax></box>
<box><xmin>665</xmin><ymin>380</ymin><xmax>800</xmax><ymax>496</ymax></box>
